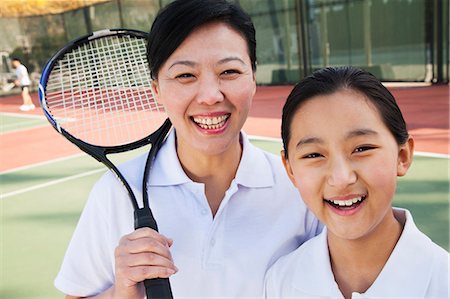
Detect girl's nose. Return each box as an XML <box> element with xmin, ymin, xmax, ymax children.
<box><xmin>327</xmin><ymin>157</ymin><xmax>357</xmax><ymax>188</ymax></box>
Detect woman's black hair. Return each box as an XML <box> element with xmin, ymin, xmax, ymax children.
<box><xmin>147</xmin><ymin>0</ymin><xmax>256</xmax><ymax>79</ymax></box>
<box><xmin>281</xmin><ymin>66</ymin><xmax>409</xmax><ymax>159</ymax></box>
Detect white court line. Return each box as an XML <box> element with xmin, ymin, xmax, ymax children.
<box><xmin>0</xmin><ymin>153</ymin><xmax>86</xmax><ymax>175</ymax></box>
<box><xmin>1</xmin><ymin>168</ymin><xmax>106</xmax><ymax>200</ymax></box>
<box><xmin>414</xmin><ymin>151</ymin><xmax>450</xmax><ymax>159</ymax></box>
<box><xmin>0</xmin><ymin>112</ymin><xmax>47</xmax><ymax>120</ymax></box>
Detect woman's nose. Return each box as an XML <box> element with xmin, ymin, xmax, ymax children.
<box><xmin>195</xmin><ymin>74</ymin><xmax>224</xmax><ymax>105</ymax></box>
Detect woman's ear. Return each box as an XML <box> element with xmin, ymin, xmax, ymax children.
<box><xmin>281</xmin><ymin>150</ymin><xmax>297</xmax><ymax>186</ymax></box>
<box><xmin>151</xmin><ymin>80</ymin><xmax>162</xmax><ymax>103</ymax></box>
<box><xmin>397</xmin><ymin>136</ymin><xmax>414</xmax><ymax>177</ymax></box>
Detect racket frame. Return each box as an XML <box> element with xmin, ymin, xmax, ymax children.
<box><xmin>38</xmin><ymin>28</ymin><xmax>174</xmax><ymax>298</ymax></box>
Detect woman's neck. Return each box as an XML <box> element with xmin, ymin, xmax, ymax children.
<box><xmin>327</xmin><ymin>209</ymin><xmax>404</xmax><ymax>299</ymax></box>
<box><xmin>176</xmin><ymin>135</ymin><xmax>243</xmax><ymax>216</ymax></box>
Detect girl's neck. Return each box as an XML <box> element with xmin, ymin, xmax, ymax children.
<box><xmin>176</xmin><ymin>135</ymin><xmax>243</xmax><ymax>216</ymax></box>
<box><xmin>327</xmin><ymin>209</ymin><xmax>405</xmax><ymax>299</ymax></box>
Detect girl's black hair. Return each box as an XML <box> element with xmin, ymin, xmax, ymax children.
<box><xmin>282</xmin><ymin>66</ymin><xmax>409</xmax><ymax>159</ymax></box>
<box><xmin>147</xmin><ymin>0</ymin><xmax>256</xmax><ymax>79</ymax></box>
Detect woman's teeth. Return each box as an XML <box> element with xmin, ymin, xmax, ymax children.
<box><xmin>192</xmin><ymin>114</ymin><xmax>229</xmax><ymax>130</ymax></box>
<box><xmin>326</xmin><ymin>196</ymin><xmax>365</xmax><ymax>207</ymax></box>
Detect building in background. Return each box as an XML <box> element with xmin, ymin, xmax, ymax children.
<box><xmin>0</xmin><ymin>0</ymin><xmax>448</xmax><ymax>89</ymax></box>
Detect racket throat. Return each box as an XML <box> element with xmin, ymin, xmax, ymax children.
<box><xmin>134</xmin><ymin>207</ymin><xmax>159</xmax><ymax>231</ymax></box>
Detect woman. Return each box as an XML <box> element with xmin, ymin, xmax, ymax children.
<box><xmin>265</xmin><ymin>66</ymin><xmax>449</xmax><ymax>298</ymax></box>
<box><xmin>55</xmin><ymin>1</ymin><xmax>321</xmax><ymax>298</ymax></box>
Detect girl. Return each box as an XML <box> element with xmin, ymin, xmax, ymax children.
<box><xmin>266</xmin><ymin>66</ymin><xmax>449</xmax><ymax>298</ymax></box>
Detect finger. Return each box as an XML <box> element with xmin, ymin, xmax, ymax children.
<box><xmin>124</xmin><ymin>252</ymin><xmax>178</xmax><ymax>272</ymax></box>
<box><xmin>129</xmin><ymin>265</ymin><xmax>177</xmax><ymax>281</ymax></box>
<box><xmin>126</xmin><ymin>227</ymin><xmax>172</xmax><ymax>246</ymax></box>
<box><xmin>119</xmin><ymin>237</ymin><xmax>173</xmax><ymax>260</ymax></box>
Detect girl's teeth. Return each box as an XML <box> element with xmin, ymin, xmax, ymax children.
<box><xmin>330</xmin><ymin>196</ymin><xmax>363</xmax><ymax>207</ymax></box>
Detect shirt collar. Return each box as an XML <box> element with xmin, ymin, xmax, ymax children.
<box><xmin>147</xmin><ymin>130</ymin><xmax>274</xmax><ymax>188</ymax></box>
<box><xmin>292</xmin><ymin>208</ymin><xmax>435</xmax><ymax>298</ymax></box>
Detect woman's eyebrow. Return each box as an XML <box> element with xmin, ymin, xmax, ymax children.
<box><xmin>217</xmin><ymin>56</ymin><xmax>246</xmax><ymax>65</ymax></box>
<box><xmin>168</xmin><ymin>60</ymin><xmax>196</xmax><ymax>70</ymax></box>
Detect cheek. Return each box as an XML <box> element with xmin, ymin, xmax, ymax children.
<box><xmin>291</xmin><ymin>167</ymin><xmax>321</xmax><ymax>207</ymax></box>
<box><xmin>363</xmin><ymin>156</ymin><xmax>398</xmax><ymax>198</ymax></box>
<box><xmin>223</xmin><ymin>78</ymin><xmax>255</xmax><ymax>108</ymax></box>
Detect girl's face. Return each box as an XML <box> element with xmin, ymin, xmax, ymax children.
<box><xmin>152</xmin><ymin>22</ymin><xmax>256</xmax><ymax>157</ymax></box>
<box><xmin>283</xmin><ymin>89</ymin><xmax>413</xmax><ymax>241</ymax></box>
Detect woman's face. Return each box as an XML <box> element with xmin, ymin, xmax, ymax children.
<box><xmin>152</xmin><ymin>22</ymin><xmax>256</xmax><ymax>157</ymax></box>
<box><xmin>283</xmin><ymin>89</ymin><xmax>413</xmax><ymax>241</ymax></box>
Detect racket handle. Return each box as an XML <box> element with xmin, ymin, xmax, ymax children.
<box><xmin>134</xmin><ymin>208</ymin><xmax>174</xmax><ymax>299</ymax></box>
<box><xmin>144</xmin><ymin>278</ymin><xmax>174</xmax><ymax>299</ymax></box>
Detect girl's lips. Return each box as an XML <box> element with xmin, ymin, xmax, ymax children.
<box><xmin>324</xmin><ymin>195</ymin><xmax>367</xmax><ymax>216</ymax></box>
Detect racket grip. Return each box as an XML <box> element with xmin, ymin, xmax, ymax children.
<box><xmin>134</xmin><ymin>207</ymin><xmax>158</xmax><ymax>230</ymax></box>
<box><xmin>144</xmin><ymin>278</ymin><xmax>174</xmax><ymax>299</ymax></box>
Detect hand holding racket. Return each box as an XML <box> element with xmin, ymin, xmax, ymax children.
<box><xmin>38</xmin><ymin>29</ymin><xmax>173</xmax><ymax>299</ymax></box>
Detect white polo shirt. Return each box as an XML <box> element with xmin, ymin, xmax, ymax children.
<box><xmin>265</xmin><ymin>208</ymin><xmax>449</xmax><ymax>299</ymax></box>
<box><xmin>55</xmin><ymin>130</ymin><xmax>321</xmax><ymax>298</ymax></box>
<box><xmin>15</xmin><ymin>64</ymin><xmax>31</xmax><ymax>86</ymax></box>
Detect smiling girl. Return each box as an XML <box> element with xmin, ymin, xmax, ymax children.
<box><xmin>265</xmin><ymin>66</ymin><xmax>449</xmax><ymax>298</ymax></box>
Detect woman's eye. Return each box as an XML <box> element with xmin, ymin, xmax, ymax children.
<box><xmin>176</xmin><ymin>73</ymin><xmax>194</xmax><ymax>79</ymax></box>
<box><xmin>221</xmin><ymin>69</ymin><xmax>240</xmax><ymax>76</ymax></box>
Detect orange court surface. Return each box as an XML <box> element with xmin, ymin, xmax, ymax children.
<box><xmin>1</xmin><ymin>84</ymin><xmax>449</xmax><ymax>172</ymax></box>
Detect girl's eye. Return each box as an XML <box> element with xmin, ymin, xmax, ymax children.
<box><xmin>302</xmin><ymin>153</ymin><xmax>322</xmax><ymax>159</ymax></box>
<box><xmin>354</xmin><ymin>145</ymin><xmax>376</xmax><ymax>153</ymax></box>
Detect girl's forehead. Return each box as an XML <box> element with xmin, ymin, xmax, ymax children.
<box><xmin>292</xmin><ymin>90</ymin><xmax>386</xmax><ymax>133</ymax></box>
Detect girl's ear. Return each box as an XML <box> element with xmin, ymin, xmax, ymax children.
<box><xmin>281</xmin><ymin>150</ymin><xmax>297</xmax><ymax>186</ymax></box>
<box><xmin>397</xmin><ymin>136</ymin><xmax>414</xmax><ymax>177</ymax></box>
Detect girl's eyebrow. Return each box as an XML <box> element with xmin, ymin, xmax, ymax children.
<box><xmin>346</xmin><ymin>128</ymin><xmax>379</xmax><ymax>139</ymax></box>
<box><xmin>296</xmin><ymin>137</ymin><xmax>323</xmax><ymax>150</ymax></box>
<box><xmin>295</xmin><ymin>129</ymin><xmax>378</xmax><ymax>150</ymax></box>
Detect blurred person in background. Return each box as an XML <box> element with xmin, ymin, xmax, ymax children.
<box><xmin>11</xmin><ymin>57</ymin><xmax>34</xmax><ymax>111</ymax></box>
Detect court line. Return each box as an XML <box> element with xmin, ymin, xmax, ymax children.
<box><xmin>0</xmin><ymin>153</ymin><xmax>86</xmax><ymax>175</ymax></box>
<box><xmin>1</xmin><ymin>168</ymin><xmax>106</xmax><ymax>200</ymax></box>
<box><xmin>0</xmin><ymin>112</ymin><xmax>47</xmax><ymax>120</ymax></box>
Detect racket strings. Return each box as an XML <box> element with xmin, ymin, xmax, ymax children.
<box><xmin>45</xmin><ymin>34</ymin><xmax>165</xmax><ymax>147</ymax></box>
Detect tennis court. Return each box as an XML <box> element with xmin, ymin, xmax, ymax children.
<box><xmin>1</xmin><ymin>87</ymin><xmax>449</xmax><ymax>298</ymax></box>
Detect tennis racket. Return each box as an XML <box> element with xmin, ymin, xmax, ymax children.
<box><xmin>38</xmin><ymin>28</ymin><xmax>173</xmax><ymax>299</ymax></box>
<box><xmin>2</xmin><ymin>82</ymin><xmax>15</xmax><ymax>91</ymax></box>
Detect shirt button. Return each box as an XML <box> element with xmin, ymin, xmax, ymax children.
<box><xmin>210</xmin><ymin>238</ymin><xmax>216</xmax><ymax>246</ymax></box>
<box><xmin>201</xmin><ymin>209</ymin><xmax>208</xmax><ymax>215</ymax></box>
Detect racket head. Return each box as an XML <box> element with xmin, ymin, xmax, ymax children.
<box><xmin>38</xmin><ymin>29</ymin><xmax>167</xmax><ymax>150</ymax></box>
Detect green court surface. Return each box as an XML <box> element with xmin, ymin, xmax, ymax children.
<box><xmin>0</xmin><ymin>113</ymin><xmax>48</xmax><ymax>134</ymax></box>
<box><xmin>1</xmin><ymin>136</ymin><xmax>449</xmax><ymax>298</ymax></box>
